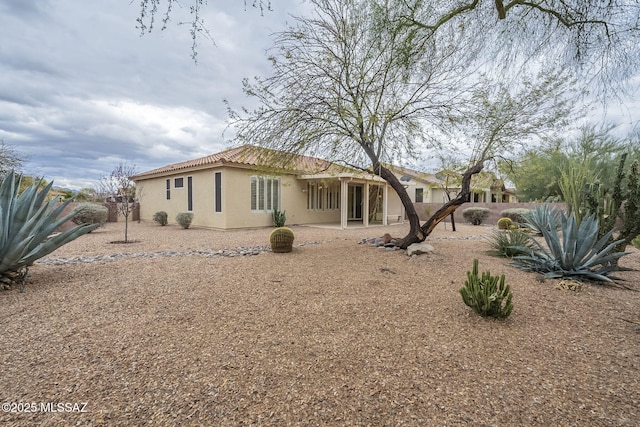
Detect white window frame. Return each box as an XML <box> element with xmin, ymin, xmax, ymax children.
<box><xmin>307</xmin><ymin>181</ymin><xmax>340</xmax><ymax>211</ymax></box>
<box><xmin>250</xmin><ymin>176</ymin><xmax>280</xmax><ymax>212</ymax></box>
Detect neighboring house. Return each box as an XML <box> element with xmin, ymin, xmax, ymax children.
<box><xmin>387</xmin><ymin>165</ymin><xmax>445</xmax><ymax>203</ymax></box>
<box><xmin>131</xmin><ymin>145</ymin><xmax>406</xmax><ymax>230</ymax></box>
<box><xmin>389</xmin><ymin>166</ymin><xmax>518</xmax><ymax>204</ymax></box>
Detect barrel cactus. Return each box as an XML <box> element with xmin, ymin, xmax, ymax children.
<box><xmin>497</xmin><ymin>217</ymin><xmax>513</xmax><ymax>230</ymax></box>
<box><xmin>1</xmin><ymin>172</ymin><xmax>99</xmax><ymax>289</ymax></box>
<box><xmin>269</xmin><ymin>227</ymin><xmax>295</xmax><ymax>253</ymax></box>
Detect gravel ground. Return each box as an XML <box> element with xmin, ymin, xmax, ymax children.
<box><xmin>1</xmin><ymin>220</ymin><xmax>639</xmax><ymax>426</ymax></box>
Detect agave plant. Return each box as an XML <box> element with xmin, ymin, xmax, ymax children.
<box><xmin>486</xmin><ymin>228</ymin><xmax>534</xmax><ymax>258</ymax></box>
<box><xmin>1</xmin><ymin>172</ymin><xmax>99</xmax><ymax>288</ymax></box>
<box><xmin>522</xmin><ymin>204</ymin><xmax>560</xmax><ymax>235</ymax></box>
<box><xmin>512</xmin><ymin>211</ymin><xmax>627</xmax><ymax>282</ymax></box>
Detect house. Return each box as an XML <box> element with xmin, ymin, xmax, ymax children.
<box><xmin>389</xmin><ymin>166</ymin><xmax>518</xmax><ymax>204</ymax></box>
<box><xmin>131</xmin><ymin>145</ymin><xmax>406</xmax><ymax>229</ymax></box>
<box><xmin>387</xmin><ymin>165</ymin><xmax>445</xmax><ymax>203</ymax></box>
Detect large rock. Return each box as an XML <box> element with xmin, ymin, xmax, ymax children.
<box><xmin>406</xmin><ymin>242</ymin><xmax>435</xmax><ymax>256</ymax></box>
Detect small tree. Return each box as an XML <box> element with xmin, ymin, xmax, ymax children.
<box><xmin>99</xmin><ymin>162</ymin><xmax>138</xmax><ymax>243</ymax></box>
<box><xmin>0</xmin><ymin>140</ymin><xmax>25</xmax><ymax>177</ymax></box>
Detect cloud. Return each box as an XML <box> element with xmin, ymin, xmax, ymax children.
<box><xmin>0</xmin><ymin>0</ymin><xmax>307</xmax><ymax>189</ymax></box>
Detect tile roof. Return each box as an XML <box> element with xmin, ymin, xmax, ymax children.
<box><xmin>131</xmin><ymin>145</ymin><xmax>353</xmax><ymax>180</ymax></box>
<box><xmin>385</xmin><ymin>164</ymin><xmax>442</xmax><ymax>185</ymax></box>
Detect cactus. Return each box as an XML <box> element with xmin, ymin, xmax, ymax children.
<box><xmin>496</xmin><ymin>217</ymin><xmax>513</xmax><ymax>230</ymax></box>
<box><xmin>272</xmin><ymin>209</ymin><xmax>287</xmax><ymax>227</ymax></box>
<box><xmin>460</xmin><ymin>259</ymin><xmax>513</xmax><ymax>318</ymax></box>
<box><xmin>269</xmin><ymin>227</ymin><xmax>295</xmax><ymax>253</ymax></box>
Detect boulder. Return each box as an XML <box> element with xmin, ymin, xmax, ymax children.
<box><xmin>406</xmin><ymin>242</ymin><xmax>435</xmax><ymax>256</ymax></box>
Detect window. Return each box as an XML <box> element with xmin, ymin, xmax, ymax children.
<box><xmin>307</xmin><ymin>181</ymin><xmax>340</xmax><ymax>211</ymax></box>
<box><xmin>187</xmin><ymin>176</ymin><xmax>193</xmax><ymax>211</ymax></box>
<box><xmin>214</xmin><ymin>172</ymin><xmax>222</xmax><ymax>213</ymax></box>
<box><xmin>415</xmin><ymin>188</ymin><xmax>424</xmax><ymax>203</ymax></box>
<box><xmin>250</xmin><ymin>176</ymin><xmax>280</xmax><ymax>212</ymax></box>
<box><xmin>174</xmin><ymin>177</ymin><xmax>184</xmax><ymax>188</ymax></box>
<box><xmin>166</xmin><ymin>179</ymin><xmax>170</xmax><ymax>200</ymax></box>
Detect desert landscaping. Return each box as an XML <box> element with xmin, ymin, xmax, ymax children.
<box><xmin>1</xmin><ymin>220</ymin><xmax>639</xmax><ymax>426</ymax></box>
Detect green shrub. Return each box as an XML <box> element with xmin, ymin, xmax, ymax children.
<box><xmin>632</xmin><ymin>235</ymin><xmax>640</xmax><ymax>250</ymax></box>
<box><xmin>71</xmin><ymin>203</ymin><xmax>108</xmax><ymax>228</ymax></box>
<box><xmin>500</xmin><ymin>208</ymin><xmax>531</xmax><ymax>224</ymax></box>
<box><xmin>487</xmin><ymin>229</ymin><xmax>534</xmax><ymax>258</ymax></box>
<box><xmin>270</xmin><ymin>227</ymin><xmax>295</xmax><ymax>253</ymax></box>
<box><xmin>460</xmin><ymin>259</ymin><xmax>513</xmax><ymax>319</ymax></box>
<box><xmin>462</xmin><ymin>207</ymin><xmax>490</xmax><ymax>225</ymax></box>
<box><xmin>497</xmin><ymin>217</ymin><xmax>513</xmax><ymax>230</ymax></box>
<box><xmin>273</xmin><ymin>209</ymin><xmax>287</xmax><ymax>227</ymax></box>
<box><xmin>153</xmin><ymin>211</ymin><xmax>168</xmax><ymax>226</ymax></box>
<box><xmin>512</xmin><ymin>212</ymin><xmax>627</xmax><ymax>282</ymax></box>
<box><xmin>176</xmin><ymin>212</ymin><xmax>193</xmax><ymax>229</ymax></box>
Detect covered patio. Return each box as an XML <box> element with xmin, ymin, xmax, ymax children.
<box><xmin>297</xmin><ymin>172</ymin><xmax>404</xmax><ymax>229</ymax></box>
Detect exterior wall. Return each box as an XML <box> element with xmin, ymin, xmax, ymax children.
<box><xmin>386</xmin><ymin>189</ymin><xmax>404</xmax><ymax>221</ymax></box>
<box><xmin>415</xmin><ymin>202</ymin><xmax>565</xmax><ymax>225</ymax></box>
<box><xmin>136</xmin><ymin>167</ymin><xmax>345</xmax><ymax>229</ymax></box>
<box><xmin>137</xmin><ymin>168</ymin><xmax>222</xmax><ymax>228</ymax></box>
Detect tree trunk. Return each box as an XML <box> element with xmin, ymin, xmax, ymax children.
<box><xmin>450</xmin><ymin>212</ymin><xmax>456</xmax><ymax>231</ymax></box>
<box><xmin>376</xmin><ymin>165</ymin><xmax>424</xmax><ymax>243</ymax></box>
<box><xmin>365</xmin><ymin>140</ymin><xmax>483</xmax><ymax>249</ymax></box>
<box><xmin>393</xmin><ymin>161</ymin><xmax>484</xmax><ymax>249</ymax></box>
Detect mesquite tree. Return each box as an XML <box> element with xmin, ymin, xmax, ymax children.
<box><xmin>227</xmin><ymin>0</ymin><xmax>574</xmax><ymax>247</ymax></box>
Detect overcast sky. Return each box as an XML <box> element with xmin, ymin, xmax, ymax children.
<box><xmin>0</xmin><ymin>0</ymin><xmax>310</xmax><ymax>189</ymax></box>
<box><xmin>1</xmin><ymin>1</ymin><xmax>638</xmax><ymax>190</ymax></box>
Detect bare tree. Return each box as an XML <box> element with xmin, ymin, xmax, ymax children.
<box><xmin>98</xmin><ymin>162</ymin><xmax>138</xmax><ymax>243</ymax></box>
<box><xmin>228</xmin><ymin>0</ymin><xmax>574</xmax><ymax>247</ymax></box>
<box><xmin>0</xmin><ymin>140</ymin><xmax>25</xmax><ymax>177</ymax></box>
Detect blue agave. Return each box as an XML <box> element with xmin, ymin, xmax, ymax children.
<box><xmin>1</xmin><ymin>172</ymin><xmax>99</xmax><ymax>287</ymax></box>
<box><xmin>512</xmin><ymin>211</ymin><xmax>627</xmax><ymax>282</ymax></box>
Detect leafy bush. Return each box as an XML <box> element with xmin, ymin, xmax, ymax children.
<box><xmin>500</xmin><ymin>208</ymin><xmax>531</xmax><ymax>224</ymax></box>
<box><xmin>487</xmin><ymin>229</ymin><xmax>534</xmax><ymax>258</ymax></box>
<box><xmin>512</xmin><ymin>212</ymin><xmax>627</xmax><ymax>282</ymax></box>
<box><xmin>462</xmin><ymin>207</ymin><xmax>490</xmax><ymax>225</ymax></box>
<box><xmin>153</xmin><ymin>211</ymin><xmax>168</xmax><ymax>226</ymax></box>
<box><xmin>176</xmin><ymin>212</ymin><xmax>193</xmax><ymax>229</ymax></box>
<box><xmin>497</xmin><ymin>217</ymin><xmax>513</xmax><ymax>230</ymax></box>
<box><xmin>0</xmin><ymin>172</ymin><xmax>99</xmax><ymax>289</ymax></box>
<box><xmin>71</xmin><ymin>203</ymin><xmax>108</xmax><ymax>228</ymax></box>
<box><xmin>521</xmin><ymin>204</ymin><xmax>561</xmax><ymax>235</ymax></box>
<box><xmin>460</xmin><ymin>259</ymin><xmax>513</xmax><ymax>319</ymax></box>
<box><xmin>632</xmin><ymin>235</ymin><xmax>640</xmax><ymax>250</ymax></box>
<box><xmin>273</xmin><ymin>209</ymin><xmax>287</xmax><ymax>227</ymax></box>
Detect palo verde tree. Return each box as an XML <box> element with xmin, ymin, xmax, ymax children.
<box><xmin>227</xmin><ymin>0</ymin><xmax>574</xmax><ymax>247</ymax></box>
<box><xmin>98</xmin><ymin>162</ymin><xmax>138</xmax><ymax>243</ymax></box>
<box><xmin>136</xmin><ymin>1</ymin><xmax>640</xmax><ymax>99</ymax></box>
